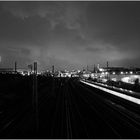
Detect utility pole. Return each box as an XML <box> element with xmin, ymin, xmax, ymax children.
<box><xmin>31</xmin><ymin>65</ymin><xmax>32</xmax><ymax>73</ymax></box>
<box><xmin>15</xmin><ymin>61</ymin><xmax>17</xmax><ymax>73</ymax></box>
<box><xmin>87</xmin><ymin>65</ymin><xmax>88</xmax><ymax>71</ymax></box>
<box><xmin>33</xmin><ymin>62</ymin><xmax>39</xmax><ymax>133</ymax></box>
<box><xmin>52</xmin><ymin>65</ymin><xmax>54</xmax><ymax>76</ymax></box>
<box><xmin>94</xmin><ymin>64</ymin><xmax>96</xmax><ymax>73</ymax></box>
<box><xmin>107</xmin><ymin>61</ymin><xmax>109</xmax><ymax>80</ymax></box>
<box><xmin>83</xmin><ymin>67</ymin><xmax>84</xmax><ymax>72</ymax></box>
<box><xmin>52</xmin><ymin>65</ymin><xmax>55</xmax><ymax>96</ymax></box>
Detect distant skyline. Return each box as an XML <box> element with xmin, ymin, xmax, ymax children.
<box><xmin>0</xmin><ymin>1</ymin><xmax>140</xmax><ymax>71</ymax></box>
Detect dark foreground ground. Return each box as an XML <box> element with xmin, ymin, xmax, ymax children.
<box><xmin>1</xmin><ymin>74</ymin><xmax>140</xmax><ymax>138</ymax></box>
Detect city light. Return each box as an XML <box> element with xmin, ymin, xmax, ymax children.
<box><xmin>111</xmin><ymin>78</ymin><xmax>117</xmax><ymax>82</ymax></box>
<box><xmin>120</xmin><ymin>71</ymin><xmax>124</xmax><ymax>74</ymax></box>
<box><xmin>121</xmin><ymin>77</ymin><xmax>130</xmax><ymax>83</ymax></box>
<box><xmin>99</xmin><ymin>68</ymin><xmax>104</xmax><ymax>72</ymax></box>
<box><xmin>130</xmin><ymin>71</ymin><xmax>133</xmax><ymax>74</ymax></box>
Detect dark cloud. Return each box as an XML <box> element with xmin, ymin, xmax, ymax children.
<box><xmin>0</xmin><ymin>1</ymin><xmax>140</xmax><ymax>70</ymax></box>
<box><xmin>86</xmin><ymin>2</ymin><xmax>140</xmax><ymax>44</ymax></box>
<box><xmin>2</xmin><ymin>1</ymin><xmax>87</xmax><ymax>31</ymax></box>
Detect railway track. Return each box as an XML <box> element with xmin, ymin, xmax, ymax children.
<box><xmin>1</xmin><ymin>77</ymin><xmax>140</xmax><ymax>138</ymax></box>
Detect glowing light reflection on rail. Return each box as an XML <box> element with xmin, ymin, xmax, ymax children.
<box><xmin>81</xmin><ymin>80</ymin><xmax>140</xmax><ymax>105</ymax></box>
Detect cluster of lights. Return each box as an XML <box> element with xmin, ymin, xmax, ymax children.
<box><xmin>101</xmin><ymin>71</ymin><xmax>130</xmax><ymax>75</ymax></box>
<box><xmin>110</xmin><ymin>71</ymin><xmax>134</xmax><ymax>75</ymax></box>
<box><xmin>20</xmin><ymin>71</ymin><xmax>42</xmax><ymax>76</ymax></box>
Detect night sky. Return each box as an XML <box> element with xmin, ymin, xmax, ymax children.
<box><xmin>0</xmin><ymin>1</ymin><xmax>140</xmax><ymax>71</ymax></box>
